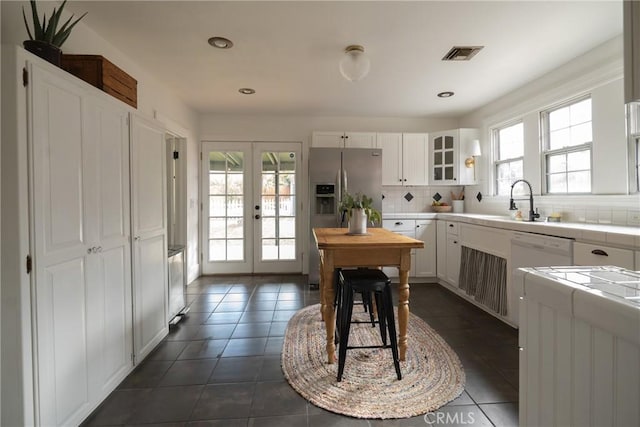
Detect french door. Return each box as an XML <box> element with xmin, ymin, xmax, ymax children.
<box><xmin>201</xmin><ymin>141</ymin><xmax>302</xmax><ymax>274</ymax></box>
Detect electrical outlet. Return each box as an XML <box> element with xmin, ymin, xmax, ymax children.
<box><xmin>628</xmin><ymin>210</ymin><xmax>640</xmax><ymax>226</ymax></box>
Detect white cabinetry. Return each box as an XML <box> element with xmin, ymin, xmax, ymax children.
<box><xmin>574</xmin><ymin>242</ymin><xmax>635</xmax><ymax>270</ymax></box>
<box><xmin>445</xmin><ymin>225</ymin><xmax>461</xmax><ymax>287</ymax></box>
<box><xmin>1</xmin><ymin>48</ymin><xmax>169</xmax><ymax>426</ymax></box>
<box><xmin>131</xmin><ymin>116</ymin><xmax>169</xmax><ymax>361</ymax></box>
<box><xmin>415</xmin><ymin>220</ymin><xmax>437</xmax><ymax>277</ymax></box>
<box><xmin>312</xmin><ymin>131</ymin><xmax>376</xmax><ymax>148</ymax></box>
<box><xmin>429</xmin><ymin>128</ymin><xmax>479</xmax><ymax>185</ymax></box>
<box><xmin>376</xmin><ymin>132</ymin><xmax>428</xmax><ymax>186</ymax></box>
<box><xmin>382</xmin><ymin>220</ymin><xmax>415</xmax><ymax>278</ymax></box>
<box><xmin>436</xmin><ymin>220</ymin><xmax>461</xmax><ymax>287</ymax></box>
<box><xmin>436</xmin><ymin>221</ymin><xmax>447</xmax><ymax>280</ymax></box>
<box><xmin>28</xmin><ymin>57</ymin><xmax>133</xmax><ymax>426</ymax></box>
<box><xmin>382</xmin><ymin>218</ymin><xmax>435</xmax><ymax>280</ymax></box>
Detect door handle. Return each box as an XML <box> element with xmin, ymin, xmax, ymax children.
<box><xmin>255</xmin><ymin>214</ymin><xmax>261</xmax><ymax>219</ymax></box>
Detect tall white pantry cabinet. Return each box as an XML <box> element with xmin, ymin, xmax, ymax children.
<box><xmin>1</xmin><ymin>47</ymin><xmax>168</xmax><ymax>426</ymax></box>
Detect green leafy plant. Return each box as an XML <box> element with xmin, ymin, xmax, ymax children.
<box><xmin>339</xmin><ymin>192</ymin><xmax>381</xmax><ymax>225</ymax></box>
<box><xmin>23</xmin><ymin>0</ymin><xmax>87</xmax><ymax>47</ymax></box>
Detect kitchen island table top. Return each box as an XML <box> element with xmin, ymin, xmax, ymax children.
<box><xmin>313</xmin><ymin>227</ymin><xmax>424</xmax><ymax>364</ymax></box>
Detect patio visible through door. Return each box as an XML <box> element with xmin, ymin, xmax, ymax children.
<box><xmin>201</xmin><ymin>141</ymin><xmax>302</xmax><ymax>274</ymax></box>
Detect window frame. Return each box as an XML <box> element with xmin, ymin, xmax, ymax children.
<box><xmin>541</xmin><ymin>95</ymin><xmax>593</xmax><ymax>195</ymax></box>
<box><xmin>492</xmin><ymin>120</ymin><xmax>524</xmax><ymax>196</ymax></box>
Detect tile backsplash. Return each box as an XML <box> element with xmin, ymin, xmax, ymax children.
<box><xmin>383</xmin><ymin>186</ymin><xmax>640</xmax><ymax>227</ymax></box>
<box><xmin>382</xmin><ymin>186</ymin><xmax>465</xmax><ymax>213</ymax></box>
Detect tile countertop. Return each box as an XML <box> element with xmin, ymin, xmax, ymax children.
<box><xmin>383</xmin><ymin>212</ymin><xmax>640</xmax><ymax>249</ymax></box>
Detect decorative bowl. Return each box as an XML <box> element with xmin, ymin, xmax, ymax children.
<box><xmin>432</xmin><ymin>205</ymin><xmax>453</xmax><ymax>213</ymax></box>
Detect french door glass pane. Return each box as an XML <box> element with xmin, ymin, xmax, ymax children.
<box><xmin>260</xmin><ymin>151</ymin><xmax>297</xmax><ymax>261</ymax></box>
<box><xmin>208</xmin><ymin>151</ymin><xmax>245</xmax><ymax>262</ymax></box>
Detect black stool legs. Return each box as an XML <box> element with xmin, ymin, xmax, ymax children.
<box><xmin>336</xmin><ymin>269</ymin><xmax>402</xmax><ymax>382</ymax></box>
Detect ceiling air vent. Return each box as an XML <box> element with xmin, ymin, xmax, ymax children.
<box><xmin>442</xmin><ymin>46</ymin><xmax>484</xmax><ymax>61</ymax></box>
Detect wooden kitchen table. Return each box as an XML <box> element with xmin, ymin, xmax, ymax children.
<box><xmin>313</xmin><ymin>227</ymin><xmax>424</xmax><ymax>364</ymax></box>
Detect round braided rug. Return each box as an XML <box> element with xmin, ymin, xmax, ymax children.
<box><xmin>281</xmin><ymin>303</ymin><xmax>465</xmax><ymax>419</ymax></box>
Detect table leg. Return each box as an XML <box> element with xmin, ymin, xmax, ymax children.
<box><xmin>318</xmin><ymin>255</ymin><xmax>325</xmax><ymax>321</ymax></box>
<box><xmin>397</xmin><ymin>268</ymin><xmax>410</xmax><ymax>361</ymax></box>
<box><xmin>321</xmin><ymin>254</ymin><xmax>336</xmax><ymax>364</ymax></box>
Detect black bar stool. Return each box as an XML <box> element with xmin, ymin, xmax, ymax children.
<box><xmin>336</xmin><ymin>268</ymin><xmax>402</xmax><ymax>382</ymax></box>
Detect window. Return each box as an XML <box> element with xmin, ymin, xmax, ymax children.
<box><xmin>542</xmin><ymin>97</ymin><xmax>592</xmax><ymax>194</ymax></box>
<box><xmin>493</xmin><ymin>121</ymin><xmax>524</xmax><ymax>195</ymax></box>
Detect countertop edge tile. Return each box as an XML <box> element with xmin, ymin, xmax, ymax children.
<box><xmin>383</xmin><ymin>212</ymin><xmax>640</xmax><ymax>247</ymax></box>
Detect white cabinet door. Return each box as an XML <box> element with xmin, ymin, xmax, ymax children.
<box><xmin>30</xmin><ymin>63</ymin><xmax>93</xmax><ymax>427</ymax></box>
<box><xmin>376</xmin><ymin>133</ymin><xmax>403</xmax><ymax>185</ymax></box>
<box><xmin>84</xmin><ymin>97</ymin><xmax>133</xmax><ymax>399</ymax></box>
<box><xmin>430</xmin><ymin>131</ymin><xmax>458</xmax><ymax>185</ymax></box>
<box><xmin>402</xmin><ymin>133</ymin><xmax>428</xmax><ymax>185</ymax></box>
<box><xmin>436</xmin><ymin>220</ymin><xmax>447</xmax><ymax>280</ymax></box>
<box><xmin>446</xmin><ymin>236</ymin><xmax>461</xmax><ymax>287</ymax></box>
<box><xmin>415</xmin><ymin>220</ymin><xmax>436</xmax><ymax>277</ymax></box>
<box><xmin>312</xmin><ymin>131</ymin><xmax>376</xmax><ymax>148</ymax></box>
<box><xmin>131</xmin><ymin>115</ymin><xmax>168</xmax><ymax>362</ymax></box>
<box><xmin>312</xmin><ymin>131</ymin><xmax>344</xmax><ymax>147</ymax></box>
<box><xmin>345</xmin><ymin>132</ymin><xmax>376</xmax><ymax>148</ymax></box>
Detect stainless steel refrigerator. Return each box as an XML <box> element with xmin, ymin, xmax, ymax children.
<box><xmin>308</xmin><ymin>147</ymin><xmax>382</xmax><ymax>285</ymax></box>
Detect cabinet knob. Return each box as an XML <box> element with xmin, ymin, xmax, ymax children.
<box><xmin>449</xmin><ymin>224</ymin><xmax>454</xmax><ymax>227</ymax></box>
<box><xmin>395</xmin><ymin>221</ymin><xmax>402</xmax><ymax>225</ymax></box>
<box><xmin>255</xmin><ymin>214</ymin><xmax>261</xmax><ymax>219</ymax></box>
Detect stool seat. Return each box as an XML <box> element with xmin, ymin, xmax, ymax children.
<box><xmin>336</xmin><ymin>268</ymin><xmax>402</xmax><ymax>382</ymax></box>
<box><xmin>339</xmin><ymin>269</ymin><xmax>390</xmax><ymax>292</ymax></box>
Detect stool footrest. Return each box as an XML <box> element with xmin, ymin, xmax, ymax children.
<box><xmin>345</xmin><ymin>345</ymin><xmax>394</xmax><ymax>350</ymax></box>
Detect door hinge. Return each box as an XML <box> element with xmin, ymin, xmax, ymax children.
<box><xmin>173</xmin><ymin>151</ymin><xmax>179</xmax><ymax>160</ymax></box>
<box><xmin>26</xmin><ymin>255</ymin><xmax>32</xmax><ymax>274</ymax></box>
<box><xmin>23</xmin><ymin>68</ymin><xmax>28</xmax><ymax>86</ymax></box>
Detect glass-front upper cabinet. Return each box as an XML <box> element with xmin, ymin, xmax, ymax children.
<box><xmin>429</xmin><ymin>129</ymin><xmax>480</xmax><ymax>185</ymax></box>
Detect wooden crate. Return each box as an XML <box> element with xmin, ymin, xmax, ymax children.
<box><xmin>61</xmin><ymin>54</ymin><xmax>137</xmax><ymax>108</ymax></box>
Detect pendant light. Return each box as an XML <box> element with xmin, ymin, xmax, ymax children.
<box><xmin>339</xmin><ymin>45</ymin><xmax>370</xmax><ymax>82</ymax></box>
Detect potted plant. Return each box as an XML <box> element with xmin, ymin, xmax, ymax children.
<box><xmin>339</xmin><ymin>192</ymin><xmax>381</xmax><ymax>235</ymax></box>
<box><xmin>22</xmin><ymin>0</ymin><xmax>87</xmax><ymax>66</ymax></box>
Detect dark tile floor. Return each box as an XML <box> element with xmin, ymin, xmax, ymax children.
<box><xmin>83</xmin><ymin>275</ymin><xmax>519</xmax><ymax>426</ymax></box>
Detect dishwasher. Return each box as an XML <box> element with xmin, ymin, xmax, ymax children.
<box><xmin>509</xmin><ymin>232</ymin><xmax>573</xmax><ymax>326</ymax></box>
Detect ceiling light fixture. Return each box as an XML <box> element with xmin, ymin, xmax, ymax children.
<box><xmin>437</xmin><ymin>91</ymin><xmax>455</xmax><ymax>98</ymax></box>
<box><xmin>208</xmin><ymin>36</ymin><xmax>233</xmax><ymax>49</ymax></box>
<box><xmin>339</xmin><ymin>45</ymin><xmax>370</xmax><ymax>82</ymax></box>
<box><xmin>238</xmin><ymin>88</ymin><xmax>255</xmax><ymax>95</ymax></box>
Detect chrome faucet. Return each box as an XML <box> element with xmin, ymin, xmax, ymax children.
<box><xmin>509</xmin><ymin>179</ymin><xmax>540</xmax><ymax>222</ymax></box>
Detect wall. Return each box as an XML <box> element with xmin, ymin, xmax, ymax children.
<box><xmin>460</xmin><ymin>35</ymin><xmax>640</xmax><ymax>226</ymax></box>
<box><xmin>1</xmin><ymin>0</ymin><xmax>201</xmax><ymax>282</ymax></box>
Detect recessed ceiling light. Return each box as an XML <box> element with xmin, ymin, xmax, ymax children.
<box><xmin>208</xmin><ymin>37</ymin><xmax>233</xmax><ymax>49</ymax></box>
<box><xmin>238</xmin><ymin>88</ymin><xmax>256</xmax><ymax>95</ymax></box>
<box><xmin>437</xmin><ymin>91</ymin><xmax>455</xmax><ymax>98</ymax></box>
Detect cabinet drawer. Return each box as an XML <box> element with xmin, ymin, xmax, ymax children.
<box><xmin>383</xmin><ymin>219</ymin><xmax>415</xmax><ymax>232</ymax></box>
<box><xmin>574</xmin><ymin>242</ymin><xmax>634</xmax><ymax>269</ymax></box>
<box><xmin>446</xmin><ymin>221</ymin><xmax>458</xmax><ymax>236</ymax></box>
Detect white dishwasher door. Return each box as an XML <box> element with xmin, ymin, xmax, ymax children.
<box><xmin>509</xmin><ymin>232</ymin><xmax>573</xmax><ymax>326</ymax></box>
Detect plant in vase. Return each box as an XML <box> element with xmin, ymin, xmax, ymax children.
<box><xmin>22</xmin><ymin>0</ymin><xmax>87</xmax><ymax>66</ymax></box>
<box><xmin>339</xmin><ymin>192</ymin><xmax>381</xmax><ymax>235</ymax></box>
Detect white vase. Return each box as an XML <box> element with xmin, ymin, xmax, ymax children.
<box><xmin>348</xmin><ymin>208</ymin><xmax>368</xmax><ymax>234</ymax></box>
